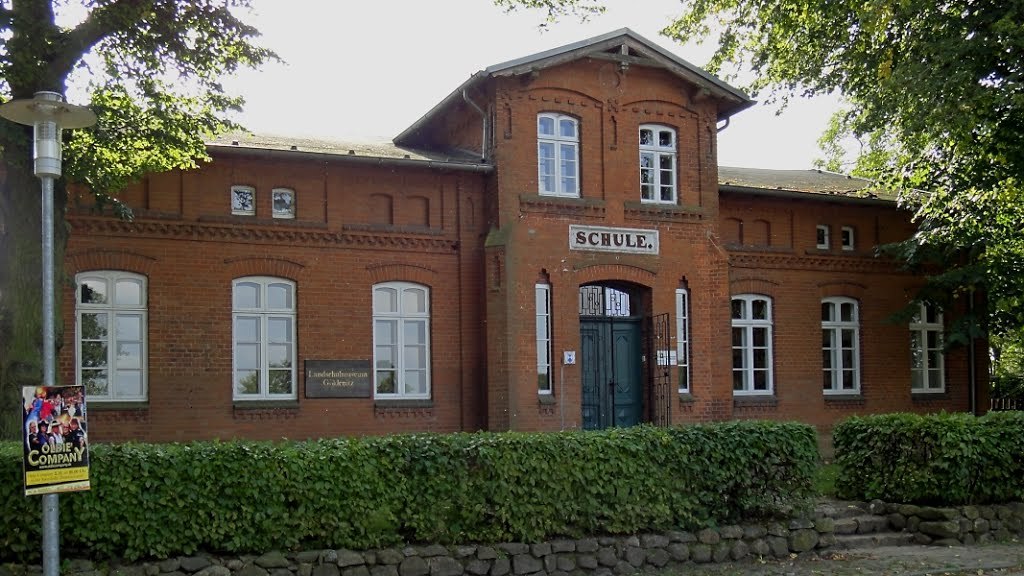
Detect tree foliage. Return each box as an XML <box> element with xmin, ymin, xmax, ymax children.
<box><xmin>0</xmin><ymin>0</ymin><xmax>276</xmax><ymax>440</ymax></box>
<box><xmin>662</xmin><ymin>0</ymin><xmax>1024</xmax><ymax>337</ymax></box>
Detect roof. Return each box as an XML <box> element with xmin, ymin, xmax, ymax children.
<box><xmin>394</xmin><ymin>28</ymin><xmax>754</xmax><ymax>145</ymax></box>
<box><xmin>204</xmin><ymin>134</ymin><xmax>894</xmax><ymax>204</ymax></box>
<box><xmin>718</xmin><ymin>166</ymin><xmax>896</xmax><ymax>205</ymax></box>
<box><xmin>206</xmin><ymin>132</ymin><xmax>492</xmax><ymax>173</ymax></box>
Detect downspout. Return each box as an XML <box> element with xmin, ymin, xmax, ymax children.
<box><xmin>716</xmin><ymin>117</ymin><xmax>731</xmax><ymax>132</ymax></box>
<box><xmin>969</xmin><ymin>291</ymin><xmax>977</xmax><ymax>414</ymax></box>
<box><xmin>463</xmin><ymin>90</ymin><xmax>488</xmax><ymax>162</ymax></box>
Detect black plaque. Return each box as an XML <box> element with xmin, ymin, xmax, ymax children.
<box><xmin>304</xmin><ymin>360</ymin><xmax>372</xmax><ymax>398</ymax></box>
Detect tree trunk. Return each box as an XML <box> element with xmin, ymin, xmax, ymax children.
<box><xmin>0</xmin><ymin>154</ymin><xmax>67</xmax><ymax>441</ymax></box>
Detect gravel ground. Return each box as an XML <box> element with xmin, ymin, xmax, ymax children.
<box><xmin>659</xmin><ymin>541</ymin><xmax>1024</xmax><ymax>575</ymax></box>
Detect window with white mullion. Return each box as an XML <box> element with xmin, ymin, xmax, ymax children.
<box><xmin>821</xmin><ymin>298</ymin><xmax>860</xmax><ymax>394</ymax></box>
<box><xmin>373</xmin><ymin>283</ymin><xmax>431</xmax><ymax>399</ymax></box>
<box><xmin>639</xmin><ymin>124</ymin><xmax>677</xmax><ymax>204</ymax></box>
<box><xmin>76</xmin><ymin>271</ymin><xmax>148</xmax><ymax>402</ymax></box>
<box><xmin>233</xmin><ymin>277</ymin><xmax>296</xmax><ymax>400</ymax></box>
<box><xmin>536</xmin><ymin>283</ymin><xmax>552</xmax><ymax>394</ymax></box>
<box><xmin>731</xmin><ymin>295</ymin><xmax>773</xmax><ymax>395</ymax></box>
<box><xmin>537</xmin><ymin>113</ymin><xmax>579</xmax><ymax>197</ymax></box>
<box><xmin>675</xmin><ymin>288</ymin><xmax>691</xmax><ymax>393</ymax></box>
<box><xmin>910</xmin><ymin>302</ymin><xmax>945</xmax><ymax>392</ymax></box>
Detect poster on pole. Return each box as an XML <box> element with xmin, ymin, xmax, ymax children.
<box><xmin>21</xmin><ymin>385</ymin><xmax>90</xmax><ymax>496</ymax></box>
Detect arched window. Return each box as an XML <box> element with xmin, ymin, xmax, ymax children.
<box><xmin>639</xmin><ymin>124</ymin><xmax>677</xmax><ymax>204</ymax></box>
<box><xmin>822</xmin><ymin>297</ymin><xmax>860</xmax><ymax>394</ymax></box>
<box><xmin>373</xmin><ymin>282</ymin><xmax>431</xmax><ymax>399</ymax></box>
<box><xmin>731</xmin><ymin>294</ymin><xmax>773</xmax><ymax>395</ymax></box>
<box><xmin>537</xmin><ymin>113</ymin><xmax>579</xmax><ymax>197</ymax></box>
<box><xmin>76</xmin><ymin>271</ymin><xmax>148</xmax><ymax>402</ymax></box>
<box><xmin>233</xmin><ymin>277</ymin><xmax>296</xmax><ymax>400</ymax></box>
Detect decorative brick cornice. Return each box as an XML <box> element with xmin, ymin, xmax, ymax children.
<box><xmin>729</xmin><ymin>251</ymin><xmax>903</xmax><ymax>274</ymax></box>
<box><xmin>623</xmin><ymin>202</ymin><xmax>705</xmax><ymax>223</ymax></box>
<box><xmin>68</xmin><ymin>216</ymin><xmax>459</xmax><ymax>253</ymax></box>
<box><xmin>66</xmin><ymin>248</ymin><xmax>158</xmax><ymax>276</ymax></box>
<box><xmin>519</xmin><ymin>194</ymin><xmax>606</xmax><ymax>219</ymax></box>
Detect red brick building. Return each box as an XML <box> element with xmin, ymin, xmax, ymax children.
<box><xmin>61</xmin><ymin>29</ymin><xmax>986</xmax><ymax>444</ymax></box>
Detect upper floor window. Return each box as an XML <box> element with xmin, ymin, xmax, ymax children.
<box><xmin>76</xmin><ymin>271</ymin><xmax>148</xmax><ymax>402</ymax></box>
<box><xmin>910</xmin><ymin>302</ymin><xmax>944</xmax><ymax>393</ymax></box>
<box><xmin>537</xmin><ymin>113</ymin><xmax>579</xmax><ymax>197</ymax></box>
<box><xmin>676</xmin><ymin>288</ymin><xmax>691</xmax><ymax>393</ymax></box>
<box><xmin>639</xmin><ymin>125</ymin><xmax>677</xmax><ymax>204</ymax></box>
<box><xmin>536</xmin><ymin>283</ymin><xmax>552</xmax><ymax>395</ymax></box>
<box><xmin>841</xmin><ymin>226</ymin><xmax>856</xmax><ymax>251</ymax></box>
<box><xmin>373</xmin><ymin>282</ymin><xmax>431</xmax><ymax>399</ymax></box>
<box><xmin>731</xmin><ymin>294</ymin><xmax>773</xmax><ymax>395</ymax></box>
<box><xmin>231</xmin><ymin>185</ymin><xmax>255</xmax><ymax>216</ymax></box>
<box><xmin>233</xmin><ymin>277</ymin><xmax>296</xmax><ymax>400</ymax></box>
<box><xmin>822</xmin><ymin>297</ymin><xmax>860</xmax><ymax>394</ymax></box>
<box><xmin>272</xmin><ymin>188</ymin><xmax>295</xmax><ymax>219</ymax></box>
<box><xmin>816</xmin><ymin>225</ymin><xmax>831</xmax><ymax>249</ymax></box>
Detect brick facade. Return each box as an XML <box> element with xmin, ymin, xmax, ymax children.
<box><xmin>59</xmin><ymin>30</ymin><xmax>985</xmax><ymax>444</ymax></box>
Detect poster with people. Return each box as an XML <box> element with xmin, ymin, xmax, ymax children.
<box><xmin>22</xmin><ymin>385</ymin><xmax>90</xmax><ymax>496</ymax></box>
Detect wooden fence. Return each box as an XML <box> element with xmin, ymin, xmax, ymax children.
<box><xmin>990</xmin><ymin>397</ymin><xmax>1022</xmax><ymax>411</ymax></box>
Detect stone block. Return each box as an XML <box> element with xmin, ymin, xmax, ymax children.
<box><xmin>644</xmin><ymin>549</ymin><xmax>669</xmax><ymax>568</ymax></box>
<box><xmin>697</xmin><ymin>528</ymin><xmax>720</xmax><ymax>545</ymax></box>
<box><xmin>377</xmin><ymin>551</ymin><xmax>404</xmax><ymax>566</ymax></box>
<box><xmin>550</xmin><ymin>541</ymin><xmax>575</xmax><ymax>554</ymax></box>
<box><xmin>788</xmin><ymin>529</ymin><xmax>818</xmax><ymax>553</ymax></box>
<box><xmin>788</xmin><ymin>518</ymin><xmax>814</xmax><ymax>530</ymax></box>
<box><xmin>665</xmin><ymin>544</ymin><xmax>689</xmax><ymax>562</ymax></box>
<box><xmin>398</xmin><ymin>558</ymin><xmax>428</xmax><ymax>576</ymax></box>
<box><xmin>666</xmin><ymin>531</ymin><xmax>696</xmax><ymax>543</ymax></box>
<box><xmin>555</xmin><ymin>556</ymin><xmax>575</xmax><ymax>572</ymax></box>
<box><xmin>887</xmin><ymin>513</ymin><xmax>907</xmax><ymax>531</ymax></box>
<box><xmin>832</xmin><ymin>518</ymin><xmax>857</xmax><ymax>535</ymax></box>
<box><xmin>961</xmin><ymin>506</ymin><xmax>980</xmax><ymax>520</ymax></box>
<box><xmin>612</xmin><ymin>561</ymin><xmax>634</xmax><ymax>576</ymax></box>
<box><xmin>742</xmin><ymin>525</ymin><xmax>767</xmax><ymax>539</ymax></box>
<box><xmin>813</xmin><ymin>517</ymin><xmax>834</xmax><ymax>533</ymax></box>
<box><xmin>371</xmin><ymin>567</ymin><xmax>399</xmax><ymax>576</ymax></box>
<box><xmin>729</xmin><ymin>541</ymin><xmax>749</xmax><ymax>561</ymax></box>
<box><xmin>489</xmin><ymin>558</ymin><xmax>509</xmax><ymax>576</ymax></box>
<box><xmin>575</xmin><ymin>539</ymin><xmax>599</xmax><ymax>553</ymax></box>
<box><xmin>973</xmin><ymin>518</ymin><xmax>991</xmax><ymax>533</ymax></box>
<box><xmin>498</xmin><ymin>544</ymin><xmax>529</xmax><ymax>556</ymax></box>
<box><xmin>428</xmin><ymin>558</ymin><xmax>462</xmax><ymax>576</ymax></box>
<box><xmin>454</xmin><ymin>547</ymin><xmax>477</xmax><ymax>559</ymax></box>
<box><xmin>918</xmin><ymin>520</ymin><xmax>960</xmax><ymax>539</ymax></box>
<box><xmin>256</xmin><ymin>553</ymin><xmax>289</xmax><ymax>570</ymax></box>
<box><xmin>512</xmin><ymin>555</ymin><xmax>542</xmax><ymax>575</ymax></box>
<box><xmin>236</xmin><ymin>565</ymin><xmax>269</xmax><ymax>576</ymax></box>
<box><xmin>465</xmin><ymin>561</ymin><xmax>490</xmax><ymax>576</ymax></box>
<box><xmin>543</xmin><ymin>556</ymin><xmax>556</xmax><ymax>573</ymax></box>
<box><xmin>690</xmin><ymin>544</ymin><xmax>712</xmax><ymax>564</ymax></box>
<box><xmin>638</xmin><ymin>534</ymin><xmax>668</xmax><ymax>548</ymax></box>
<box><xmin>596</xmin><ymin>548</ymin><xmax>617</xmax><ymax>567</ymax></box>
<box><xmin>623</xmin><ymin>547</ymin><xmax>644</xmax><ymax>568</ymax></box>
<box><xmin>337</xmin><ymin>551</ymin><xmax>366</xmax><ymax>569</ymax></box>
<box><xmin>180</xmin><ymin>558</ymin><xmax>212</xmax><ymax>573</ymax></box>
<box><xmin>576</xmin><ymin>556</ymin><xmax>597</xmax><ymax>570</ymax></box>
<box><xmin>530</xmin><ymin>544</ymin><xmax>551</xmax><ymax>558</ymax></box>
<box><xmin>750</xmin><ymin>539</ymin><xmax>770</xmax><ymax>557</ymax></box>
<box><xmin>711</xmin><ymin>543</ymin><xmax>731</xmax><ymax>563</ymax></box>
<box><xmin>768</xmin><ymin>537</ymin><xmax>789</xmax><ymax>558</ymax></box>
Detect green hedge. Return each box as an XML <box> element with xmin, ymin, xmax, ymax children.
<box><xmin>1</xmin><ymin>421</ymin><xmax>817</xmax><ymax>562</ymax></box>
<box><xmin>834</xmin><ymin>411</ymin><xmax>1024</xmax><ymax>505</ymax></box>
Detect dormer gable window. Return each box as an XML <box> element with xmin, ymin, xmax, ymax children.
<box><xmin>537</xmin><ymin>113</ymin><xmax>579</xmax><ymax>197</ymax></box>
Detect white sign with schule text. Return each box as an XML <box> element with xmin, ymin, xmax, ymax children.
<box><xmin>568</xmin><ymin>225</ymin><xmax>659</xmax><ymax>255</ymax></box>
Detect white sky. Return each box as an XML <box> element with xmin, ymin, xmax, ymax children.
<box><xmin>224</xmin><ymin>0</ymin><xmax>842</xmax><ymax>170</ymax></box>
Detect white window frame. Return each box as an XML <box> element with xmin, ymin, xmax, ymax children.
<box><xmin>822</xmin><ymin>297</ymin><xmax>861</xmax><ymax>395</ymax></box>
<box><xmin>537</xmin><ymin>113</ymin><xmax>579</xmax><ymax>197</ymax></box>
<box><xmin>910</xmin><ymin>302</ymin><xmax>945</xmax><ymax>393</ymax></box>
<box><xmin>232</xmin><ymin>276</ymin><xmax>297</xmax><ymax>400</ymax></box>
<box><xmin>639</xmin><ymin>124</ymin><xmax>677</xmax><ymax>204</ymax></box>
<box><xmin>231</xmin><ymin>185</ymin><xmax>256</xmax><ymax>216</ymax></box>
<box><xmin>373</xmin><ymin>282</ymin><xmax>431</xmax><ymax>400</ymax></box>
<box><xmin>272</xmin><ymin>187</ymin><xmax>295</xmax><ymax>219</ymax></box>
<box><xmin>676</xmin><ymin>288</ymin><xmax>691</xmax><ymax>393</ymax></box>
<box><xmin>841</xmin><ymin>226</ymin><xmax>855</xmax><ymax>251</ymax></box>
<box><xmin>536</xmin><ymin>283</ymin><xmax>552</xmax><ymax>395</ymax></box>
<box><xmin>75</xmin><ymin>271</ymin><xmax>148</xmax><ymax>402</ymax></box>
<box><xmin>816</xmin><ymin>225</ymin><xmax>831</xmax><ymax>249</ymax></box>
<box><xmin>731</xmin><ymin>294</ymin><xmax>774</xmax><ymax>395</ymax></box>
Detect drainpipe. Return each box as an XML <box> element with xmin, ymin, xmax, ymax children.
<box><xmin>716</xmin><ymin>117</ymin><xmax>731</xmax><ymax>133</ymax></box>
<box><xmin>463</xmin><ymin>90</ymin><xmax>488</xmax><ymax>162</ymax></box>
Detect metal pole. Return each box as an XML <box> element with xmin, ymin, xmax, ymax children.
<box><xmin>41</xmin><ymin>175</ymin><xmax>60</xmax><ymax>576</ymax></box>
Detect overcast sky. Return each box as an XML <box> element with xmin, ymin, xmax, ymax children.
<box><xmin>222</xmin><ymin>0</ymin><xmax>842</xmax><ymax>170</ymax></box>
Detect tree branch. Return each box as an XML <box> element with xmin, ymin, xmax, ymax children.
<box><xmin>47</xmin><ymin>0</ymin><xmax>152</xmax><ymax>87</ymax></box>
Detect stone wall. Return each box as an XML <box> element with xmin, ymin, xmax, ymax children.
<box><xmin>833</xmin><ymin>500</ymin><xmax>1024</xmax><ymax>546</ymax></box>
<box><xmin>0</xmin><ymin>518</ymin><xmax>836</xmax><ymax>576</ymax></box>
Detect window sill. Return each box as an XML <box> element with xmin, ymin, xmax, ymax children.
<box><xmin>733</xmin><ymin>395</ymin><xmax>778</xmax><ymax>408</ymax></box>
<box><xmin>623</xmin><ymin>201</ymin><xmax>705</xmax><ymax>223</ymax></box>
<box><xmin>824</xmin><ymin>394</ymin><xmax>864</xmax><ymax>405</ymax></box>
<box><xmin>374</xmin><ymin>399</ymin><xmax>434</xmax><ymax>409</ymax></box>
<box><xmin>678</xmin><ymin>392</ymin><xmax>695</xmax><ymax>403</ymax></box>
<box><xmin>519</xmin><ymin>194</ymin><xmax>606</xmax><ymax>218</ymax></box>
<box><xmin>88</xmin><ymin>401</ymin><xmax>149</xmax><ymax>411</ymax></box>
<box><xmin>232</xmin><ymin>400</ymin><xmax>300</xmax><ymax>410</ymax></box>
<box><xmin>538</xmin><ymin>394</ymin><xmax>556</xmax><ymax>405</ymax></box>
<box><xmin>911</xmin><ymin>390</ymin><xmax>948</xmax><ymax>401</ymax></box>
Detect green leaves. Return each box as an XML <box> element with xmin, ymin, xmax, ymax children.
<box><xmin>0</xmin><ymin>423</ymin><xmax>818</xmax><ymax>563</ymax></box>
<box><xmin>834</xmin><ymin>411</ymin><xmax>1024</xmax><ymax>504</ymax></box>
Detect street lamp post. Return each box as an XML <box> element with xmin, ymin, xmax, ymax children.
<box><xmin>0</xmin><ymin>91</ymin><xmax>96</xmax><ymax>576</ymax></box>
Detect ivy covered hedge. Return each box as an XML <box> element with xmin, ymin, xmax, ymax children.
<box><xmin>1</xmin><ymin>421</ymin><xmax>817</xmax><ymax>562</ymax></box>
<box><xmin>834</xmin><ymin>411</ymin><xmax>1024</xmax><ymax>505</ymax></box>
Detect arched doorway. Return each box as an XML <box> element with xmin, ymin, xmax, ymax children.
<box><xmin>579</xmin><ymin>282</ymin><xmax>646</xmax><ymax>429</ymax></box>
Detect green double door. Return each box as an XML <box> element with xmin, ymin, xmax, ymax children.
<box><xmin>580</xmin><ymin>318</ymin><xmax>643</xmax><ymax>430</ymax></box>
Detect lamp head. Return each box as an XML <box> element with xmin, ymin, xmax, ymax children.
<box><xmin>0</xmin><ymin>91</ymin><xmax>96</xmax><ymax>178</ymax></box>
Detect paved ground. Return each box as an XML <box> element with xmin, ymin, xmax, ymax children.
<box><xmin>662</xmin><ymin>540</ymin><xmax>1024</xmax><ymax>575</ymax></box>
